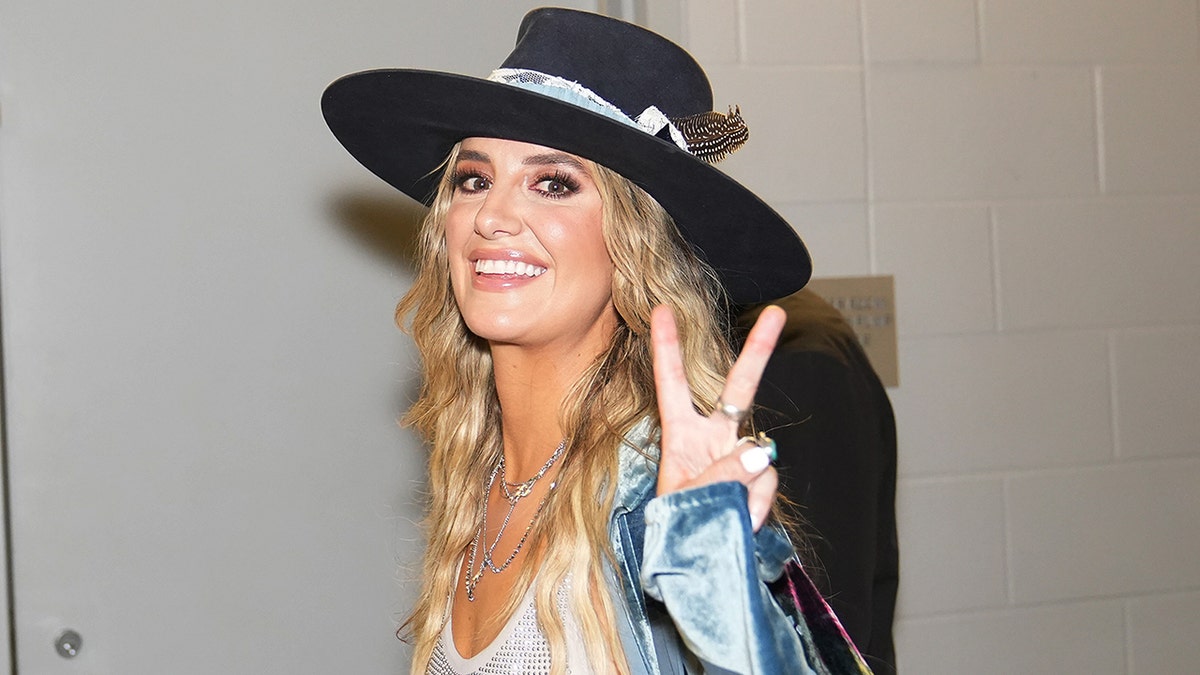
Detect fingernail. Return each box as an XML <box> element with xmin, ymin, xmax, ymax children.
<box><xmin>740</xmin><ymin>446</ymin><xmax>770</xmax><ymax>473</ymax></box>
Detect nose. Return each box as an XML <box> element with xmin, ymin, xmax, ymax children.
<box><xmin>473</xmin><ymin>184</ymin><xmax>524</xmax><ymax>240</ymax></box>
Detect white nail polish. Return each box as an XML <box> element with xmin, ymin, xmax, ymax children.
<box><xmin>740</xmin><ymin>446</ymin><xmax>770</xmax><ymax>473</ymax></box>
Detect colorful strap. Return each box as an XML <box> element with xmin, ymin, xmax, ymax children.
<box><xmin>770</xmin><ymin>559</ymin><xmax>875</xmax><ymax>675</ymax></box>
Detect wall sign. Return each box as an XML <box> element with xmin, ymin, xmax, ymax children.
<box><xmin>805</xmin><ymin>275</ymin><xmax>899</xmax><ymax>387</ymax></box>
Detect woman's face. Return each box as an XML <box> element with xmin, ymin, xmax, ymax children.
<box><xmin>444</xmin><ymin>138</ymin><xmax>617</xmax><ymax>351</ymax></box>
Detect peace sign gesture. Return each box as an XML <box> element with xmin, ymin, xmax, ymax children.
<box><xmin>650</xmin><ymin>304</ymin><xmax>787</xmax><ymax>531</ymax></box>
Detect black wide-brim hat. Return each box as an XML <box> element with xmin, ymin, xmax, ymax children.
<box><xmin>322</xmin><ymin>7</ymin><xmax>810</xmax><ymax>304</ymax></box>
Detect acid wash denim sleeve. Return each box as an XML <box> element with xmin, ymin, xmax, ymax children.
<box><xmin>640</xmin><ymin>481</ymin><xmax>817</xmax><ymax>675</ymax></box>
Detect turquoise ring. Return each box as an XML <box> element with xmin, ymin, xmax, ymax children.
<box><xmin>737</xmin><ymin>432</ymin><xmax>778</xmax><ymax>463</ymax></box>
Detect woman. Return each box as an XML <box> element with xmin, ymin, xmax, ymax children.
<box><xmin>323</xmin><ymin>8</ymin><xmax>861</xmax><ymax>674</ymax></box>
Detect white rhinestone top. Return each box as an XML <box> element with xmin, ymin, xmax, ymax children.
<box><xmin>427</xmin><ymin>581</ymin><xmax>591</xmax><ymax>674</ymax></box>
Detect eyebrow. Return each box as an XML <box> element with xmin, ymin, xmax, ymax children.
<box><xmin>456</xmin><ymin>149</ymin><xmax>489</xmax><ymax>164</ymax></box>
<box><xmin>522</xmin><ymin>152</ymin><xmax>588</xmax><ymax>173</ymax></box>
<box><xmin>454</xmin><ymin>148</ymin><xmax>588</xmax><ymax>174</ymax></box>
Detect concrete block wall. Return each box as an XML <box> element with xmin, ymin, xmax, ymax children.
<box><xmin>673</xmin><ymin>1</ymin><xmax>1200</xmax><ymax>672</ymax></box>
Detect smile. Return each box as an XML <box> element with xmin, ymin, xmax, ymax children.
<box><xmin>474</xmin><ymin>259</ymin><xmax>548</xmax><ymax>277</ymax></box>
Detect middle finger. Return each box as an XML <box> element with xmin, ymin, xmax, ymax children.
<box><xmin>716</xmin><ymin>304</ymin><xmax>787</xmax><ymax>421</ymax></box>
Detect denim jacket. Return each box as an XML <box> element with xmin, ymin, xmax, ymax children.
<box><xmin>606</xmin><ymin>419</ymin><xmax>818</xmax><ymax>675</ymax></box>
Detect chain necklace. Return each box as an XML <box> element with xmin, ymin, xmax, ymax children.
<box><xmin>500</xmin><ymin>439</ymin><xmax>566</xmax><ymax>502</ymax></box>
<box><xmin>464</xmin><ymin>440</ymin><xmax>566</xmax><ymax>602</ymax></box>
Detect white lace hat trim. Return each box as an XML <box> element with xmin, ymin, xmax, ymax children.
<box><xmin>487</xmin><ymin>68</ymin><xmax>690</xmax><ymax>153</ymax></box>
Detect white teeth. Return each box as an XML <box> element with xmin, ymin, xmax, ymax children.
<box><xmin>474</xmin><ymin>259</ymin><xmax>547</xmax><ymax>277</ymax></box>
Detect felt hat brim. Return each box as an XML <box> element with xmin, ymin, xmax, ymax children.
<box><xmin>322</xmin><ymin>68</ymin><xmax>811</xmax><ymax>304</ymax></box>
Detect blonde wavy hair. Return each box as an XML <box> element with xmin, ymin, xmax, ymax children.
<box><xmin>397</xmin><ymin>143</ymin><xmax>734</xmax><ymax>674</ymax></box>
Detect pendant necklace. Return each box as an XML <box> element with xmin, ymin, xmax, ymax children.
<box><xmin>465</xmin><ymin>439</ymin><xmax>567</xmax><ymax>602</ymax></box>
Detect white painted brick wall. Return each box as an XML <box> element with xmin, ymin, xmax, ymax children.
<box><xmin>1102</xmin><ymin>66</ymin><xmax>1200</xmax><ymax>194</ymax></box>
<box><xmin>869</xmin><ymin>66</ymin><xmax>1099</xmax><ymax>200</ymax></box>
<box><xmin>863</xmin><ymin>0</ymin><xmax>978</xmax><ymax>63</ymax></box>
<box><xmin>1128</xmin><ymin>591</ymin><xmax>1200</xmax><ymax>672</ymax></box>
<box><xmin>895</xmin><ymin>478</ymin><xmax>1007</xmax><ymax>615</ymax></box>
<box><xmin>744</xmin><ymin>0</ymin><xmax>862</xmax><ymax>65</ymax></box>
<box><xmin>1115</xmin><ymin>328</ymin><xmax>1200</xmax><ymax>459</ymax></box>
<box><xmin>874</xmin><ymin>204</ymin><xmax>995</xmax><ymax>336</ymax></box>
<box><xmin>895</xmin><ymin>601</ymin><xmax>1127</xmax><ymax>674</ymax></box>
<box><xmin>706</xmin><ymin>65</ymin><xmax>866</xmax><ymax>203</ymax></box>
<box><xmin>673</xmin><ymin>1</ymin><xmax>1200</xmax><ymax>672</ymax></box>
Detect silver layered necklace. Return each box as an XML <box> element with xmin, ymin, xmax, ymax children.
<box><xmin>464</xmin><ymin>439</ymin><xmax>567</xmax><ymax>602</ymax></box>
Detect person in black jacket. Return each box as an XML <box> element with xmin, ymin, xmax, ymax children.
<box><xmin>738</xmin><ymin>288</ymin><xmax>899</xmax><ymax>674</ymax></box>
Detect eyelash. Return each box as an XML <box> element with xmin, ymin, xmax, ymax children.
<box><xmin>448</xmin><ymin>169</ymin><xmax>582</xmax><ymax>199</ymax></box>
<box><xmin>450</xmin><ymin>170</ymin><xmax>490</xmax><ymax>194</ymax></box>
<box><xmin>534</xmin><ymin>171</ymin><xmax>581</xmax><ymax>198</ymax></box>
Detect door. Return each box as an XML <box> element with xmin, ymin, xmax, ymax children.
<box><xmin>0</xmin><ymin>1</ymin><xmax>593</xmax><ymax>672</ymax></box>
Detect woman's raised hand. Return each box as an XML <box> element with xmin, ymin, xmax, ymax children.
<box><xmin>650</xmin><ymin>304</ymin><xmax>786</xmax><ymax>531</ymax></box>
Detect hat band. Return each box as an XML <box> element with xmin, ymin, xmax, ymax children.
<box><xmin>486</xmin><ymin>68</ymin><xmax>690</xmax><ymax>153</ymax></box>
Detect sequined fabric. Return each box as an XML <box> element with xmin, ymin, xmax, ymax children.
<box><xmin>427</xmin><ymin>597</ymin><xmax>552</xmax><ymax>674</ymax></box>
<box><xmin>427</xmin><ymin>582</ymin><xmax>583</xmax><ymax>674</ymax></box>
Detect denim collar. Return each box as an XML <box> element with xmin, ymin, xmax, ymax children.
<box><xmin>613</xmin><ymin>417</ymin><xmax>660</xmax><ymax>514</ymax></box>
<box><xmin>606</xmin><ymin>417</ymin><xmax>663</xmax><ymax>675</ymax></box>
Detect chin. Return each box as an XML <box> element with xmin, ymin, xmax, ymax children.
<box><xmin>460</xmin><ymin>309</ymin><xmax>531</xmax><ymax>344</ymax></box>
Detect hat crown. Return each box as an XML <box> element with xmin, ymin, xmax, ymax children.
<box><xmin>498</xmin><ymin>8</ymin><xmax>713</xmax><ymax>120</ymax></box>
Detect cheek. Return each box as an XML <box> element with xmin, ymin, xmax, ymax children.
<box><xmin>580</xmin><ymin>218</ymin><xmax>612</xmax><ymax>273</ymax></box>
<box><xmin>443</xmin><ymin>205</ymin><xmax>472</xmax><ymax>248</ymax></box>
<box><xmin>554</xmin><ymin>207</ymin><xmax>608</xmax><ymax>262</ymax></box>
<box><xmin>443</xmin><ymin>208</ymin><xmax>473</xmax><ymax>288</ymax></box>
<box><xmin>560</xmin><ymin>223</ymin><xmax>613</xmax><ymax>295</ymax></box>
<box><xmin>447</xmin><ymin>256</ymin><xmax>468</xmax><ymax>299</ymax></box>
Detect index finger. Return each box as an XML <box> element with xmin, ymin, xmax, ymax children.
<box><xmin>719</xmin><ymin>304</ymin><xmax>786</xmax><ymax>412</ymax></box>
<box><xmin>650</xmin><ymin>304</ymin><xmax>694</xmax><ymax>426</ymax></box>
